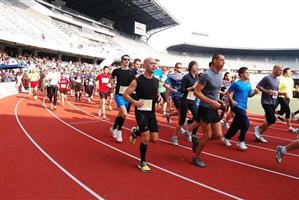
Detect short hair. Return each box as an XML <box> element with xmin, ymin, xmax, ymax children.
<box><xmin>238</xmin><ymin>67</ymin><xmax>248</xmax><ymax>76</ymax></box>
<box><xmin>175</xmin><ymin>62</ymin><xmax>182</xmax><ymax>68</ymax></box>
<box><xmin>283</xmin><ymin>67</ymin><xmax>290</xmax><ymax>75</ymax></box>
<box><xmin>212</xmin><ymin>54</ymin><xmax>223</xmax><ymax>61</ymax></box>
<box><xmin>133</xmin><ymin>58</ymin><xmax>141</xmax><ymax>64</ymax></box>
<box><xmin>121</xmin><ymin>54</ymin><xmax>130</xmax><ymax>60</ymax></box>
<box><xmin>103</xmin><ymin>66</ymin><xmax>109</xmax><ymax>70</ymax></box>
<box><xmin>188</xmin><ymin>60</ymin><xmax>198</xmax><ymax>72</ymax></box>
<box><xmin>208</xmin><ymin>61</ymin><xmax>213</xmax><ymax>68</ymax></box>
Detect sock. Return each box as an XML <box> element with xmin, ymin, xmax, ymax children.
<box><xmin>118</xmin><ymin>116</ymin><xmax>125</xmax><ymax>130</ymax></box>
<box><xmin>192</xmin><ymin>125</ymin><xmax>199</xmax><ymax>135</ymax></box>
<box><xmin>281</xmin><ymin>146</ymin><xmax>287</xmax><ymax>154</ymax></box>
<box><xmin>113</xmin><ymin>116</ymin><xmax>120</xmax><ymax>130</ymax></box>
<box><xmin>140</xmin><ymin>143</ymin><xmax>147</xmax><ymax>163</ymax></box>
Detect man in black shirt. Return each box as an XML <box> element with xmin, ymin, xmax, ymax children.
<box><xmin>110</xmin><ymin>55</ymin><xmax>135</xmax><ymax>143</ymax></box>
<box><xmin>124</xmin><ymin>57</ymin><xmax>161</xmax><ymax>172</ymax></box>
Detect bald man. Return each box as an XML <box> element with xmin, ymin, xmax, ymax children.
<box><xmin>124</xmin><ymin>57</ymin><xmax>161</xmax><ymax>172</ymax></box>
<box><xmin>254</xmin><ymin>65</ymin><xmax>284</xmax><ymax>143</ymax></box>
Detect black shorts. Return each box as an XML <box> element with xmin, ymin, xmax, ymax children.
<box><xmin>262</xmin><ymin>104</ymin><xmax>276</xmax><ymax>125</ymax></box>
<box><xmin>171</xmin><ymin>96</ymin><xmax>181</xmax><ymax>109</ymax></box>
<box><xmin>160</xmin><ymin>92</ymin><xmax>167</xmax><ymax>102</ymax></box>
<box><xmin>197</xmin><ymin>105</ymin><xmax>221</xmax><ymax>123</ymax></box>
<box><xmin>99</xmin><ymin>91</ymin><xmax>109</xmax><ymax>99</ymax></box>
<box><xmin>135</xmin><ymin>110</ymin><xmax>158</xmax><ymax>133</ymax></box>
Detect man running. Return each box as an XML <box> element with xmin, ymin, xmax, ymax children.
<box><xmin>124</xmin><ymin>57</ymin><xmax>161</xmax><ymax>172</ymax></box>
<box><xmin>188</xmin><ymin>54</ymin><xmax>225</xmax><ymax>167</ymax></box>
<box><xmin>110</xmin><ymin>55</ymin><xmax>135</xmax><ymax>143</ymax></box>
<box><xmin>254</xmin><ymin>65</ymin><xmax>284</xmax><ymax>143</ymax></box>
<box><xmin>221</xmin><ymin>67</ymin><xmax>258</xmax><ymax>150</ymax></box>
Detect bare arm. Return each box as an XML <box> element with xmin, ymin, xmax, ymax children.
<box><xmin>123</xmin><ymin>80</ymin><xmax>142</xmax><ymax>108</ymax></box>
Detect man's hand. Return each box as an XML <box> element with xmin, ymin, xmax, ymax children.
<box><xmin>135</xmin><ymin>100</ymin><xmax>144</xmax><ymax>108</ymax></box>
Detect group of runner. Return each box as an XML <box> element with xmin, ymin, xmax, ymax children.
<box><xmin>21</xmin><ymin>53</ymin><xmax>299</xmax><ymax>172</ymax></box>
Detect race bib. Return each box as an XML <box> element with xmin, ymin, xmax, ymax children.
<box><xmin>61</xmin><ymin>84</ymin><xmax>66</xmax><ymax>88</ymax></box>
<box><xmin>137</xmin><ymin>99</ymin><xmax>153</xmax><ymax>111</ymax></box>
<box><xmin>119</xmin><ymin>86</ymin><xmax>128</xmax><ymax>94</ymax></box>
<box><xmin>272</xmin><ymin>91</ymin><xmax>278</xmax><ymax>99</ymax></box>
<box><xmin>187</xmin><ymin>91</ymin><xmax>196</xmax><ymax>100</ymax></box>
<box><xmin>102</xmin><ymin>78</ymin><xmax>109</xmax><ymax>83</ymax></box>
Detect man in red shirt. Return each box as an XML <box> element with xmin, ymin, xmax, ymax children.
<box><xmin>58</xmin><ymin>73</ymin><xmax>70</xmax><ymax>106</ymax></box>
<box><xmin>96</xmin><ymin>66</ymin><xmax>111</xmax><ymax>119</ymax></box>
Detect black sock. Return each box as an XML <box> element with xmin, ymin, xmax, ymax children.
<box><xmin>118</xmin><ymin>116</ymin><xmax>125</xmax><ymax>130</ymax></box>
<box><xmin>192</xmin><ymin>125</ymin><xmax>199</xmax><ymax>135</ymax></box>
<box><xmin>113</xmin><ymin>116</ymin><xmax>120</xmax><ymax>130</ymax></box>
<box><xmin>140</xmin><ymin>143</ymin><xmax>147</xmax><ymax>163</ymax></box>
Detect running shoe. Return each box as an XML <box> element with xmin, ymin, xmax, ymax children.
<box><xmin>223</xmin><ymin>122</ymin><xmax>230</xmax><ymax>129</ymax></box>
<box><xmin>254</xmin><ymin>126</ymin><xmax>267</xmax><ymax>143</ymax></box>
<box><xmin>116</xmin><ymin>130</ymin><xmax>123</xmax><ymax>143</ymax></box>
<box><xmin>192</xmin><ymin>157</ymin><xmax>206</xmax><ymax>168</ymax></box>
<box><xmin>138</xmin><ymin>161</ymin><xmax>151</xmax><ymax>172</ymax></box>
<box><xmin>288</xmin><ymin>127</ymin><xmax>296</xmax><ymax>133</ymax></box>
<box><xmin>171</xmin><ymin>136</ymin><xmax>178</xmax><ymax>146</ymax></box>
<box><xmin>221</xmin><ymin>137</ymin><xmax>232</xmax><ymax>147</ymax></box>
<box><xmin>237</xmin><ymin>141</ymin><xmax>248</xmax><ymax>150</ymax></box>
<box><xmin>275</xmin><ymin>145</ymin><xmax>285</xmax><ymax>163</ymax></box>
<box><xmin>130</xmin><ymin>127</ymin><xmax>138</xmax><ymax>144</ymax></box>
<box><xmin>110</xmin><ymin>127</ymin><xmax>117</xmax><ymax>138</ymax></box>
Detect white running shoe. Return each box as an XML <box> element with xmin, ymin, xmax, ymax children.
<box><xmin>180</xmin><ymin>127</ymin><xmax>186</xmax><ymax>135</ymax></box>
<box><xmin>259</xmin><ymin>136</ymin><xmax>268</xmax><ymax>143</ymax></box>
<box><xmin>171</xmin><ymin>136</ymin><xmax>179</xmax><ymax>146</ymax></box>
<box><xmin>116</xmin><ymin>130</ymin><xmax>123</xmax><ymax>143</ymax></box>
<box><xmin>223</xmin><ymin>122</ymin><xmax>230</xmax><ymax>129</ymax></box>
<box><xmin>288</xmin><ymin>127</ymin><xmax>296</xmax><ymax>133</ymax></box>
<box><xmin>237</xmin><ymin>141</ymin><xmax>248</xmax><ymax>150</ymax></box>
<box><xmin>110</xmin><ymin>127</ymin><xmax>117</xmax><ymax>138</ymax></box>
<box><xmin>254</xmin><ymin>126</ymin><xmax>267</xmax><ymax>143</ymax></box>
<box><xmin>221</xmin><ymin>137</ymin><xmax>232</xmax><ymax>147</ymax></box>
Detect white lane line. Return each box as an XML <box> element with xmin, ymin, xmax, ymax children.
<box><xmin>15</xmin><ymin>98</ymin><xmax>104</xmax><ymax>200</ymax></box>
<box><xmin>69</xmin><ymin>102</ymin><xmax>299</xmax><ymax>158</ymax></box>
<box><xmin>44</xmin><ymin>99</ymin><xmax>244</xmax><ymax>199</ymax></box>
<box><xmin>69</xmin><ymin>120</ymin><xmax>101</xmax><ymax>125</ymax></box>
<box><xmin>154</xmin><ymin>112</ymin><xmax>296</xmax><ymax>142</ymax></box>
<box><xmin>67</xmin><ymin>101</ymin><xmax>299</xmax><ymax>180</ymax></box>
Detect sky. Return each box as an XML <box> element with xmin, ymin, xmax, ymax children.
<box><xmin>149</xmin><ymin>0</ymin><xmax>299</xmax><ymax>51</ymax></box>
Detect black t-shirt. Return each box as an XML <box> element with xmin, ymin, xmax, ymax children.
<box><xmin>135</xmin><ymin>74</ymin><xmax>159</xmax><ymax>111</ymax></box>
<box><xmin>111</xmin><ymin>68</ymin><xmax>135</xmax><ymax>95</ymax></box>
<box><xmin>180</xmin><ymin>73</ymin><xmax>198</xmax><ymax>99</ymax></box>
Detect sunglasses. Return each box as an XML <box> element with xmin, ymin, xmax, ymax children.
<box><xmin>122</xmin><ymin>58</ymin><xmax>130</xmax><ymax>61</ymax></box>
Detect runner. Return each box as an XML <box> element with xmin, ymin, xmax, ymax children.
<box><xmin>123</xmin><ymin>57</ymin><xmax>161</xmax><ymax>172</ymax></box>
<box><xmin>96</xmin><ymin>66</ymin><xmax>111</xmax><ymax>119</ymax></box>
<box><xmin>110</xmin><ymin>55</ymin><xmax>135</xmax><ymax>143</ymax></box>
<box><xmin>58</xmin><ymin>73</ymin><xmax>70</xmax><ymax>106</ymax></box>
<box><xmin>188</xmin><ymin>54</ymin><xmax>226</xmax><ymax>167</ymax></box>
<box><xmin>221</xmin><ymin>67</ymin><xmax>258</xmax><ymax>150</ymax></box>
<box><xmin>254</xmin><ymin>65</ymin><xmax>284</xmax><ymax>143</ymax></box>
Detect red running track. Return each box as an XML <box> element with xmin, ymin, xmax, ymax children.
<box><xmin>1</xmin><ymin>93</ymin><xmax>299</xmax><ymax>199</ymax></box>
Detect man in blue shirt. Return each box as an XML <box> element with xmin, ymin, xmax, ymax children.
<box><xmin>221</xmin><ymin>67</ymin><xmax>258</xmax><ymax>150</ymax></box>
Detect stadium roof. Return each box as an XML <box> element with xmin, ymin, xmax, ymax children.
<box><xmin>167</xmin><ymin>43</ymin><xmax>299</xmax><ymax>57</ymax></box>
<box><xmin>45</xmin><ymin>0</ymin><xmax>179</xmax><ymax>34</ymax></box>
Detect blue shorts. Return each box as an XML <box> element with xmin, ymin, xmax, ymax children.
<box><xmin>115</xmin><ymin>95</ymin><xmax>129</xmax><ymax>108</ymax></box>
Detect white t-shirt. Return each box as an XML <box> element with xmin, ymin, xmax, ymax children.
<box><xmin>46</xmin><ymin>72</ymin><xmax>60</xmax><ymax>86</ymax></box>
